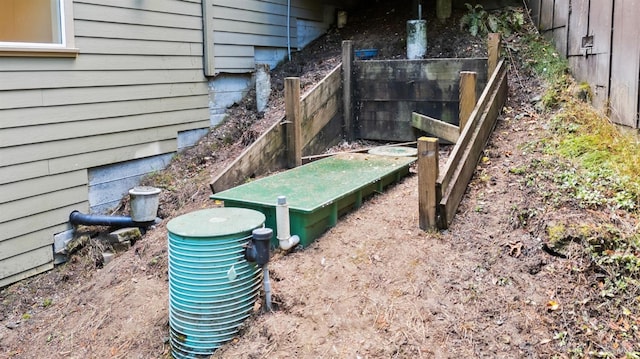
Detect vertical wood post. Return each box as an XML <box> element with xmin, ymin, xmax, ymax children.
<box><xmin>459</xmin><ymin>71</ymin><xmax>477</xmax><ymax>131</ymax></box>
<box><xmin>488</xmin><ymin>33</ymin><xmax>501</xmax><ymax>76</ymax></box>
<box><xmin>285</xmin><ymin>77</ymin><xmax>302</xmax><ymax>168</ymax></box>
<box><xmin>418</xmin><ymin>137</ymin><xmax>439</xmax><ymax>230</ymax></box>
<box><xmin>342</xmin><ymin>40</ymin><xmax>354</xmax><ymax>141</ymax></box>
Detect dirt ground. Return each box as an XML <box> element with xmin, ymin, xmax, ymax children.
<box><xmin>1</xmin><ymin>1</ymin><xmax>637</xmax><ymax>358</ymax></box>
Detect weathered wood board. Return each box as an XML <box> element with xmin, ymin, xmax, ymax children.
<box><xmin>411</xmin><ymin>112</ymin><xmax>460</xmax><ymax>143</ymax></box>
<box><xmin>437</xmin><ymin>59</ymin><xmax>508</xmax><ymax>228</ymax></box>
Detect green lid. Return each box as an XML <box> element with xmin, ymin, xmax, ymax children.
<box><xmin>166</xmin><ymin>207</ymin><xmax>265</xmax><ymax>238</ymax></box>
<box><xmin>368</xmin><ymin>146</ymin><xmax>418</xmax><ymax>157</ymax></box>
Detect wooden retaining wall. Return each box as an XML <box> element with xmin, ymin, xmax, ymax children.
<box><xmin>353</xmin><ymin>58</ymin><xmax>488</xmax><ymax>142</ymax></box>
<box><xmin>209</xmin><ymin>63</ymin><xmax>343</xmax><ymax>193</ymax></box>
<box><xmin>417</xmin><ymin>57</ymin><xmax>508</xmax><ymax>230</ymax></box>
<box><xmin>211</xmin><ymin>35</ymin><xmax>508</xmax><ymax>230</ymax></box>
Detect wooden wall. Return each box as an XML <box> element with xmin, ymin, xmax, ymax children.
<box><xmin>527</xmin><ymin>0</ymin><xmax>640</xmax><ymax>128</ymax></box>
<box><xmin>0</xmin><ymin>0</ymin><xmax>210</xmax><ymax>287</ymax></box>
<box><xmin>204</xmin><ymin>0</ymin><xmax>335</xmax><ymax>75</ymax></box>
<box><xmin>354</xmin><ymin>58</ymin><xmax>488</xmax><ymax>141</ymax></box>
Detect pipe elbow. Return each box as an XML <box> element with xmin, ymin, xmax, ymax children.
<box><xmin>279</xmin><ymin>234</ymin><xmax>300</xmax><ymax>251</ymax></box>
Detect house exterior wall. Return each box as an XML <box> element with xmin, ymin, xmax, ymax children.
<box><xmin>527</xmin><ymin>0</ymin><xmax>640</xmax><ymax>128</ymax></box>
<box><xmin>203</xmin><ymin>0</ymin><xmax>339</xmax><ymax>125</ymax></box>
<box><xmin>0</xmin><ymin>0</ymin><xmax>210</xmax><ymax>287</ymax></box>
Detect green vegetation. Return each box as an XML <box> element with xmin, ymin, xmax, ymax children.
<box><xmin>513</xmin><ymin>28</ymin><xmax>640</xmax><ymax>356</ymax></box>
<box><xmin>459</xmin><ymin>4</ymin><xmax>524</xmax><ymax>37</ymax></box>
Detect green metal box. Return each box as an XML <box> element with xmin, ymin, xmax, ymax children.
<box><xmin>210</xmin><ymin>153</ymin><xmax>415</xmax><ymax>247</ymax></box>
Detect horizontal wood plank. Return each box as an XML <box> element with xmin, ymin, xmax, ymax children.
<box><xmin>213</xmin><ymin>0</ymin><xmax>322</xmax><ymax>22</ymax></box>
<box><xmin>0</xmin><ymin>54</ymin><xmax>203</xmax><ymax>72</ymax></box>
<box><xmin>48</xmin><ymin>139</ymin><xmax>178</xmax><ymax>175</ymax></box>
<box><xmin>0</xmin><ymin>69</ymin><xmax>206</xmax><ymax>91</ymax></box>
<box><xmin>1</xmin><ymin>98</ymin><xmax>208</xmax><ymax>130</ymax></box>
<box><xmin>0</xmin><ymin>171</ymin><xmax>87</xmax><ymax>204</ymax></box>
<box><xmin>210</xmin><ymin>119</ymin><xmax>287</xmax><ymax>193</ymax></box>
<box><xmin>411</xmin><ymin>112</ymin><xmax>460</xmax><ymax>143</ymax></box>
<box><xmin>77</xmin><ymin>0</ymin><xmax>203</xmax><ymax>16</ymax></box>
<box><xmin>0</xmin><ymin>186</ymin><xmax>88</xmax><ymax>224</ymax></box>
<box><xmin>301</xmin><ymin>64</ymin><xmax>342</xmax><ymax>118</ymax></box>
<box><xmin>0</xmin><ymin>161</ymin><xmax>49</xmax><ymax>185</ymax></box>
<box><xmin>1</xmin><ymin>203</ymin><xmax>87</xmax><ymax>242</ymax></box>
<box><xmin>0</xmin><ymin>123</ymin><xmax>207</xmax><ymax>167</ymax></box>
<box><xmin>0</xmin><ymin>83</ymin><xmax>208</xmax><ymax>110</ymax></box>
<box><xmin>214</xmin><ymin>44</ymin><xmax>255</xmax><ymax>57</ymax></box>
<box><xmin>74</xmin><ymin>20</ymin><xmax>203</xmax><ymax>42</ymax></box>
<box><xmin>302</xmin><ymin>89</ymin><xmax>341</xmax><ymax>146</ymax></box>
<box><xmin>75</xmin><ymin>37</ymin><xmax>202</xmax><ymax>56</ymax></box>
<box><xmin>214</xmin><ymin>31</ymin><xmax>294</xmax><ymax>48</ymax></box>
<box><xmin>0</xmin><ymin>248</ymin><xmax>53</xmax><ymax>286</ymax></box>
<box><xmin>74</xmin><ymin>2</ymin><xmax>202</xmax><ymax>29</ymax></box>
<box><xmin>0</xmin><ymin>224</ymin><xmax>67</xmax><ymax>261</ymax></box>
<box><xmin>355</xmin><ymin>58</ymin><xmax>488</xmax><ymax>81</ymax></box>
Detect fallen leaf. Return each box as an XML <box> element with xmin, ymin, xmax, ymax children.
<box><xmin>546</xmin><ymin>300</ymin><xmax>560</xmax><ymax>311</ymax></box>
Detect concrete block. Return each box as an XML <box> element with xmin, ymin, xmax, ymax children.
<box><xmin>109</xmin><ymin>227</ymin><xmax>142</xmax><ymax>244</ymax></box>
<box><xmin>53</xmin><ymin>229</ymin><xmax>74</xmax><ymax>254</ymax></box>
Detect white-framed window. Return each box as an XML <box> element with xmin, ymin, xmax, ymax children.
<box><xmin>0</xmin><ymin>0</ymin><xmax>78</xmax><ymax>57</ymax></box>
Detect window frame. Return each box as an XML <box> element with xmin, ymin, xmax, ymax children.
<box><xmin>0</xmin><ymin>0</ymin><xmax>78</xmax><ymax>57</ymax></box>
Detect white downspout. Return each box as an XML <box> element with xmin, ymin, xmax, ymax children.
<box><xmin>287</xmin><ymin>0</ymin><xmax>291</xmax><ymax>61</ymax></box>
<box><xmin>276</xmin><ymin>196</ymin><xmax>299</xmax><ymax>250</ymax></box>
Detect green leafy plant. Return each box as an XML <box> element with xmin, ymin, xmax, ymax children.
<box><xmin>459</xmin><ymin>3</ymin><xmax>491</xmax><ymax>37</ymax></box>
<box><xmin>460</xmin><ymin>4</ymin><xmax>525</xmax><ymax>37</ymax></box>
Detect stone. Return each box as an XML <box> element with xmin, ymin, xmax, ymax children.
<box><xmin>108</xmin><ymin>227</ymin><xmax>141</xmax><ymax>244</ymax></box>
<box><xmin>112</xmin><ymin>241</ymin><xmax>132</xmax><ymax>252</ymax></box>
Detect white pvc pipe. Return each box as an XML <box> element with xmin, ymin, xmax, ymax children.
<box><xmin>276</xmin><ymin>196</ymin><xmax>300</xmax><ymax>250</ymax></box>
<box><xmin>287</xmin><ymin>0</ymin><xmax>291</xmax><ymax>61</ymax></box>
<box><xmin>263</xmin><ymin>265</ymin><xmax>272</xmax><ymax>311</ymax></box>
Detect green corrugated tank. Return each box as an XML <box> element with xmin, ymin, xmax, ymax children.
<box><xmin>167</xmin><ymin>207</ymin><xmax>265</xmax><ymax>358</ymax></box>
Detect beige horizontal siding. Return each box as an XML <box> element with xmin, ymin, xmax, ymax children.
<box><xmin>214</xmin><ymin>0</ymin><xmax>323</xmax><ymax>22</ymax></box>
<box><xmin>77</xmin><ymin>0</ymin><xmax>203</xmax><ymax>16</ymax></box>
<box><xmin>208</xmin><ymin>0</ymin><xmax>330</xmax><ymax>74</ymax></box>
<box><xmin>0</xmin><ymin>171</ymin><xmax>87</xmax><ymax>203</ymax></box>
<box><xmin>214</xmin><ymin>44</ymin><xmax>254</xmax><ymax>57</ymax></box>
<box><xmin>0</xmin><ymin>225</ymin><xmax>67</xmax><ymax>262</ymax></box>
<box><xmin>0</xmin><ymin>186</ymin><xmax>88</xmax><ymax>224</ymax></box>
<box><xmin>0</xmin><ymin>0</ymin><xmax>209</xmax><ymax>287</ymax></box>
<box><xmin>75</xmin><ymin>20</ymin><xmax>203</xmax><ymax>42</ymax></box>
<box><xmin>0</xmin><ymin>54</ymin><xmax>203</xmax><ymax>72</ymax></box>
<box><xmin>0</xmin><ymin>123</ymin><xmax>201</xmax><ymax>167</ymax></box>
<box><xmin>0</xmin><ymin>250</ymin><xmax>54</xmax><ymax>288</ymax></box>
<box><xmin>48</xmin><ymin>139</ymin><xmax>178</xmax><ymax>174</ymax></box>
<box><xmin>0</xmin><ymin>161</ymin><xmax>50</xmax><ymax>185</ymax></box>
<box><xmin>0</xmin><ymin>82</ymin><xmax>208</xmax><ymax>110</ymax></box>
<box><xmin>74</xmin><ymin>2</ymin><xmax>202</xmax><ymax>29</ymax></box>
<box><xmin>1</xmin><ymin>97</ymin><xmax>208</xmax><ymax>131</ymax></box>
<box><xmin>0</xmin><ymin>69</ymin><xmax>206</xmax><ymax>91</ymax></box>
<box><xmin>1</xmin><ymin>203</ymin><xmax>87</xmax><ymax>243</ymax></box>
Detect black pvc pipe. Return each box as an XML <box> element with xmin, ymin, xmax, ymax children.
<box><xmin>69</xmin><ymin>210</ymin><xmax>156</xmax><ymax>228</ymax></box>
